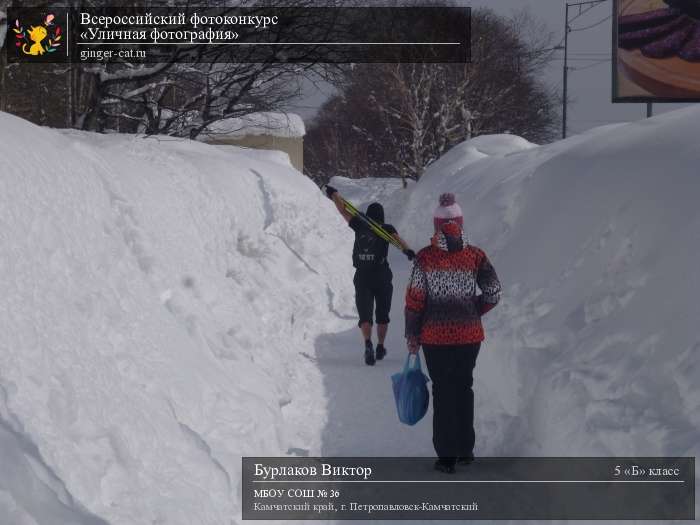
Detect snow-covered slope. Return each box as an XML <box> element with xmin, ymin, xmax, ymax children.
<box><xmin>0</xmin><ymin>112</ymin><xmax>354</xmax><ymax>524</ymax></box>
<box><xmin>397</xmin><ymin>114</ymin><xmax>700</xmax><ymax>488</ymax></box>
<box><xmin>3</xmin><ymin>101</ymin><xmax>699</xmax><ymax>524</ymax></box>
<box><xmin>329</xmin><ymin>175</ymin><xmax>414</xmax><ymax>225</ymax></box>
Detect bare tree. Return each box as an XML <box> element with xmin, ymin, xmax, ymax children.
<box><xmin>73</xmin><ymin>1</ymin><xmax>350</xmax><ymax>136</ymax></box>
<box><xmin>305</xmin><ymin>7</ymin><xmax>559</xmax><ymax>184</ymax></box>
<box><xmin>2</xmin><ymin>0</ymin><xmax>349</xmax><ymax>136</ymax></box>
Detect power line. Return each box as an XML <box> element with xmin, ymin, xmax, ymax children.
<box><xmin>571</xmin><ymin>119</ymin><xmax>633</xmax><ymax>123</ymax></box>
<box><xmin>570</xmin><ymin>59</ymin><xmax>610</xmax><ymax>71</ymax></box>
<box><xmin>568</xmin><ymin>4</ymin><xmax>599</xmax><ymax>25</ymax></box>
<box><xmin>552</xmin><ymin>57</ymin><xmax>611</xmax><ymax>61</ymax></box>
<box><xmin>571</xmin><ymin>14</ymin><xmax>612</xmax><ymax>32</ymax></box>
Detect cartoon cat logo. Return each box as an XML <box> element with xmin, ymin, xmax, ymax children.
<box><xmin>13</xmin><ymin>14</ymin><xmax>62</xmax><ymax>57</ymax></box>
<box><xmin>25</xmin><ymin>25</ymin><xmax>48</xmax><ymax>55</ymax></box>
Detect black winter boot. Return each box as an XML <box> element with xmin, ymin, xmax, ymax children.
<box><xmin>375</xmin><ymin>343</ymin><xmax>387</xmax><ymax>361</ymax></box>
<box><xmin>434</xmin><ymin>459</ymin><xmax>456</xmax><ymax>474</ymax></box>
<box><xmin>364</xmin><ymin>340</ymin><xmax>375</xmax><ymax>366</ymax></box>
<box><xmin>457</xmin><ymin>454</ymin><xmax>475</xmax><ymax>465</ymax></box>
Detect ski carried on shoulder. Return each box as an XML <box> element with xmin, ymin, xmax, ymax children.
<box><xmin>322</xmin><ymin>185</ymin><xmax>403</xmax><ymax>250</ymax></box>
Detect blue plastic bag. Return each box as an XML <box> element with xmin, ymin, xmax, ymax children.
<box><xmin>391</xmin><ymin>354</ymin><xmax>430</xmax><ymax>426</ymax></box>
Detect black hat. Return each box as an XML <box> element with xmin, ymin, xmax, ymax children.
<box><xmin>366</xmin><ymin>202</ymin><xmax>384</xmax><ymax>223</ymax></box>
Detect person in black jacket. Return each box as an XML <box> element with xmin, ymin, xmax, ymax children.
<box><xmin>325</xmin><ymin>185</ymin><xmax>415</xmax><ymax>365</ymax></box>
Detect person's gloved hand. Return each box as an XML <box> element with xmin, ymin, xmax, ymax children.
<box><xmin>407</xmin><ymin>337</ymin><xmax>420</xmax><ymax>355</ymax></box>
<box><xmin>404</xmin><ymin>249</ymin><xmax>416</xmax><ymax>261</ymax></box>
<box><xmin>324</xmin><ymin>185</ymin><xmax>338</xmax><ymax>199</ymax></box>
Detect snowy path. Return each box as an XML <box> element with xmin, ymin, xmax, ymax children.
<box><xmin>314</xmin><ymin>245</ymin><xmax>516</xmax><ymax>457</ymax></box>
<box><xmin>316</xmin><ymin>250</ymin><xmax>434</xmax><ymax>458</ymax></box>
<box><xmin>313</xmin><ymin>177</ymin><xmax>513</xmax><ymax>463</ymax></box>
<box><xmin>311</xmin><ymin>112</ymin><xmax>700</xmax><ymax>523</ymax></box>
<box><xmin>310</xmin><ymin>178</ymin><xmax>563</xmax><ymax>525</ymax></box>
<box><xmin>313</xmin><ymin>244</ymin><xmax>526</xmax><ymax>525</ymax></box>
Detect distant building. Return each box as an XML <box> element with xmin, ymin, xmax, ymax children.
<box><xmin>200</xmin><ymin>112</ymin><xmax>305</xmax><ymax>172</ymax></box>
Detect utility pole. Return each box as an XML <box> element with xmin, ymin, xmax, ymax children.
<box><xmin>67</xmin><ymin>11</ymin><xmax>72</xmax><ymax>127</ymax></box>
<box><xmin>562</xmin><ymin>3</ymin><xmax>569</xmax><ymax>139</ymax></box>
<box><xmin>0</xmin><ymin>51</ymin><xmax>5</xmax><ymax>114</ymax></box>
<box><xmin>562</xmin><ymin>0</ymin><xmax>609</xmax><ymax>139</ymax></box>
<box><xmin>0</xmin><ymin>11</ymin><xmax>6</xmax><ymax>113</ymax></box>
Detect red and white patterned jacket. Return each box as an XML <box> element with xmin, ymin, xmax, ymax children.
<box><xmin>405</xmin><ymin>222</ymin><xmax>501</xmax><ymax>345</ymax></box>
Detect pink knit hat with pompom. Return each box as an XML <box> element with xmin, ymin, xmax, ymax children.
<box><xmin>433</xmin><ymin>193</ymin><xmax>463</xmax><ymax>232</ymax></box>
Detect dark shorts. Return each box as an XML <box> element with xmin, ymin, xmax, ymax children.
<box><xmin>353</xmin><ymin>266</ymin><xmax>393</xmax><ymax>326</ymax></box>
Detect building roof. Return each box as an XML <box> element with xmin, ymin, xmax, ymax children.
<box><xmin>202</xmin><ymin>112</ymin><xmax>306</xmax><ymax>139</ymax></box>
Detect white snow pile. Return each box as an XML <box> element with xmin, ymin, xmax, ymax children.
<box><xmin>201</xmin><ymin>112</ymin><xmax>306</xmax><ymax>139</ymax></box>
<box><xmin>398</xmin><ymin>114</ymin><xmax>700</xmax><ymax>500</ymax></box>
<box><xmin>0</xmin><ymin>111</ymin><xmax>354</xmax><ymax>524</ymax></box>
<box><xmin>461</xmin><ymin>133</ymin><xmax>537</xmax><ymax>157</ymax></box>
<box><xmin>329</xmin><ymin>175</ymin><xmax>415</xmax><ymax>223</ymax></box>
<box><xmin>421</xmin><ymin>133</ymin><xmax>537</xmax><ymax>182</ymax></box>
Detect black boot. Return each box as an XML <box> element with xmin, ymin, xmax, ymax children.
<box><xmin>457</xmin><ymin>454</ymin><xmax>475</xmax><ymax>466</ymax></box>
<box><xmin>434</xmin><ymin>459</ymin><xmax>456</xmax><ymax>474</ymax></box>
<box><xmin>364</xmin><ymin>340</ymin><xmax>375</xmax><ymax>366</ymax></box>
<box><xmin>375</xmin><ymin>343</ymin><xmax>387</xmax><ymax>361</ymax></box>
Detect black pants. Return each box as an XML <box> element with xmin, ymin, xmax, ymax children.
<box><xmin>353</xmin><ymin>266</ymin><xmax>393</xmax><ymax>327</ymax></box>
<box><xmin>423</xmin><ymin>343</ymin><xmax>481</xmax><ymax>463</ymax></box>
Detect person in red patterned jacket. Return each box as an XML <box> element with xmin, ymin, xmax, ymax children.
<box><xmin>405</xmin><ymin>193</ymin><xmax>501</xmax><ymax>474</ymax></box>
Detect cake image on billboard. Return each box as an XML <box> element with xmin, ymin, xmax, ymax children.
<box><xmin>615</xmin><ymin>0</ymin><xmax>700</xmax><ymax>100</ymax></box>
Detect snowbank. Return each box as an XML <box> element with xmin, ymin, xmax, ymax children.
<box><xmin>414</xmin><ymin>134</ymin><xmax>536</xmax><ymax>188</ymax></box>
<box><xmin>462</xmin><ymin>133</ymin><xmax>537</xmax><ymax>156</ymax></box>
<box><xmin>398</xmin><ymin>112</ymin><xmax>700</xmax><ymax>510</ymax></box>
<box><xmin>202</xmin><ymin>112</ymin><xmax>306</xmax><ymax>139</ymax></box>
<box><xmin>329</xmin><ymin>175</ymin><xmax>414</xmax><ymax>225</ymax></box>
<box><xmin>4</xmin><ymin>102</ymin><xmax>698</xmax><ymax>523</ymax></box>
<box><xmin>0</xmin><ymin>112</ymin><xmax>353</xmax><ymax>524</ymax></box>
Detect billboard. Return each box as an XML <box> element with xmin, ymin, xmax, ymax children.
<box><xmin>613</xmin><ymin>0</ymin><xmax>700</xmax><ymax>102</ymax></box>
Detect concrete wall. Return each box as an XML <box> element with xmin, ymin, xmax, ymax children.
<box><xmin>204</xmin><ymin>135</ymin><xmax>304</xmax><ymax>172</ymax></box>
